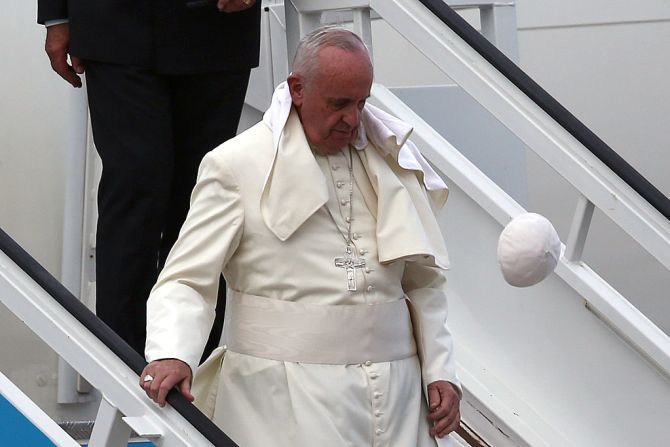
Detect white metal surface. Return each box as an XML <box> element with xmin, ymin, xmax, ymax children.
<box><xmin>88</xmin><ymin>397</ymin><xmax>132</xmax><ymax>447</ymax></box>
<box><xmin>370</xmin><ymin>84</ymin><xmax>670</xmax><ymax>446</ymax></box>
<box><xmin>352</xmin><ymin>8</ymin><xmax>374</xmax><ymax>58</ymax></box>
<box><xmin>564</xmin><ymin>195</ymin><xmax>595</xmax><ymax>262</ymax></box>
<box><xmin>282</xmin><ymin>0</ymin><xmax>670</xmax><ymax>382</ymax></box>
<box><xmin>288</xmin><ymin>0</ymin><xmax>370</xmax><ymax>13</ymax></box>
<box><xmin>373</xmin><ymin>0</ymin><xmax>670</xmax><ymax>267</ymax></box>
<box><xmin>245</xmin><ymin>7</ymin><xmax>278</xmax><ymax>112</ymax></box>
<box><xmin>365</xmin><ymin>0</ymin><xmax>670</xmax><ymax>366</ymax></box>
<box><xmin>56</xmin><ymin>72</ymin><xmax>93</xmax><ymax>406</ymax></box>
<box><xmin>284</xmin><ymin>1</ymin><xmax>322</xmax><ymax>66</ymax></box>
<box><xmin>0</xmin><ymin>250</ymin><xmax>216</xmax><ymax>447</ymax></box>
<box><xmin>0</xmin><ymin>372</ymin><xmax>81</xmax><ymax>447</ymax></box>
<box><xmin>448</xmin><ymin>0</ymin><xmax>515</xmax><ymax>7</ymax></box>
<box><xmin>372</xmin><ymin>83</ymin><xmax>670</xmax><ymax>374</ymax></box>
<box><xmin>266</xmin><ymin>5</ymin><xmax>290</xmax><ymax>86</ymax></box>
<box><xmin>479</xmin><ymin>3</ymin><xmax>520</xmax><ymax>61</ymax></box>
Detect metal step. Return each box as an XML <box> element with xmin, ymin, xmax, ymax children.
<box><xmin>57</xmin><ymin>420</ymin><xmax>152</xmax><ymax>446</ymax></box>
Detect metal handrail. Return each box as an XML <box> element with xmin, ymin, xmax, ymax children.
<box><xmin>0</xmin><ymin>227</ymin><xmax>238</xmax><ymax>447</ymax></box>
<box><xmin>419</xmin><ymin>0</ymin><xmax>670</xmax><ymax>221</ymax></box>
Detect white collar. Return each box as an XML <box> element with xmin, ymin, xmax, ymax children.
<box><xmin>259</xmin><ymin>82</ymin><xmax>450</xmax><ymax>268</ymax></box>
<box><xmin>263</xmin><ymin>82</ymin><xmax>447</xmax><ymax>193</ymax></box>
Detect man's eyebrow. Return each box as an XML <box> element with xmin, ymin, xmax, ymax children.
<box><xmin>327</xmin><ymin>95</ymin><xmax>371</xmax><ymax>103</ymax></box>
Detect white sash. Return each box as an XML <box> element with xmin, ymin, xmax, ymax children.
<box><xmin>222</xmin><ymin>290</ymin><xmax>417</xmax><ymax>365</ymax></box>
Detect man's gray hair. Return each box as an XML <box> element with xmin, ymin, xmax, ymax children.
<box><xmin>292</xmin><ymin>26</ymin><xmax>372</xmax><ymax>83</ymax></box>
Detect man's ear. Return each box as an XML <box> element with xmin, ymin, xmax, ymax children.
<box><xmin>287</xmin><ymin>74</ymin><xmax>304</xmax><ymax>107</ymax></box>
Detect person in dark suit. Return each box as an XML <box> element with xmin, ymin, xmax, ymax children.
<box><xmin>37</xmin><ymin>0</ymin><xmax>261</xmax><ymax>358</ymax></box>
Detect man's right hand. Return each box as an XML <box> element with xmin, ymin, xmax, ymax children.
<box><xmin>140</xmin><ymin>359</ymin><xmax>194</xmax><ymax>408</ymax></box>
<box><xmin>45</xmin><ymin>23</ymin><xmax>84</xmax><ymax>88</ymax></box>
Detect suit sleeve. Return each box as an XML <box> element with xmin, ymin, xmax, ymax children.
<box><xmin>145</xmin><ymin>151</ymin><xmax>244</xmax><ymax>376</ymax></box>
<box><xmin>402</xmin><ymin>263</ymin><xmax>462</xmax><ymax>397</ymax></box>
<box><xmin>37</xmin><ymin>0</ymin><xmax>68</xmax><ymax>24</ymax></box>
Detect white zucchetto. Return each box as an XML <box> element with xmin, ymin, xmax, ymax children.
<box><xmin>497</xmin><ymin>213</ymin><xmax>561</xmax><ymax>287</ymax></box>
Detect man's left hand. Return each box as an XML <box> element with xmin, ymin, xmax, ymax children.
<box><xmin>427</xmin><ymin>380</ymin><xmax>461</xmax><ymax>438</ymax></box>
<box><xmin>217</xmin><ymin>0</ymin><xmax>255</xmax><ymax>12</ymax></box>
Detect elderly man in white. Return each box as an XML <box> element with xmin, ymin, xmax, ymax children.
<box><xmin>140</xmin><ymin>26</ymin><xmax>461</xmax><ymax>446</ymax></box>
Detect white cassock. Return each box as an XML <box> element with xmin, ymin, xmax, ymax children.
<box><xmin>145</xmin><ymin>83</ymin><xmax>461</xmax><ymax>447</ymax></box>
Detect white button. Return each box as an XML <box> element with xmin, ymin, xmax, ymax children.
<box><xmin>345</xmin><ymin>216</ymin><xmax>351</xmax><ymax>223</ymax></box>
<box><xmin>332</xmin><ymin>165</ymin><xmax>340</xmax><ymax>171</ymax></box>
<box><xmin>374</xmin><ymin>391</ymin><xmax>383</xmax><ymax>399</ymax></box>
<box><xmin>340</xmin><ymin>198</ymin><xmax>348</xmax><ymax>206</ymax></box>
<box><xmin>364</xmin><ymin>360</ymin><xmax>372</xmax><ymax>366</ymax></box>
<box><xmin>375</xmin><ymin>428</ymin><xmax>384</xmax><ymax>435</ymax></box>
<box><xmin>336</xmin><ymin>181</ymin><xmax>344</xmax><ymax>188</ymax></box>
<box><xmin>370</xmin><ymin>373</ymin><xmax>379</xmax><ymax>379</ymax></box>
<box><xmin>375</xmin><ymin>410</ymin><xmax>384</xmax><ymax>417</ymax></box>
<box><xmin>359</xmin><ymin>249</ymin><xmax>368</xmax><ymax>255</ymax></box>
<box><xmin>352</xmin><ymin>232</ymin><xmax>360</xmax><ymax>240</ymax></box>
<box><xmin>365</xmin><ymin>267</ymin><xmax>372</xmax><ymax>273</ymax></box>
<box><xmin>367</xmin><ymin>285</ymin><xmax>375</xmax><ymax>293</ymax></box>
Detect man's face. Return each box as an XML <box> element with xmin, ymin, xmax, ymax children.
<box><xmin>288</xmin><ymin>46</ymin><xmax>373</xmax><ymax>155</ymax></box>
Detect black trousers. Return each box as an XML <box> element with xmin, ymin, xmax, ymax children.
<box><xmin>85</xmin><ymin>61</ymin><xmax>250</xmax><ymax>359</ymax></box>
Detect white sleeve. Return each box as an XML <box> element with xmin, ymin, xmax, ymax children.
<box><xmin>45</xmin><ymin>19</ymin><xmax>69</xmax><ymax>26</ymax></box>
<box><xmin>145</xmin><ymin>151</ymin><xmax>244</xmax><ymax>376</ymax></box>
<box><xmin>403</xmin><ymin>263</ymin><xmax>462</xmax><ymax>397</ymax></box>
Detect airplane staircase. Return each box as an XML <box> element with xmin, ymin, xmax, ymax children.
<box><xmin>2</xmin><ymin>1</ymin><xmax>669</xmax><ymax>446</ymax></box>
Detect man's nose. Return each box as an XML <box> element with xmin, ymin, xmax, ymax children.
<box><xmin>341</xmin><ymin>105</ymin><xmax>361</xmax><ymax>128</ymax></box>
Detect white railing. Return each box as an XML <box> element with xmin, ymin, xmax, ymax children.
<box><xmin>370</xmin><ymin>84</ymin><xmax>670</xmax><ymax>446</ymax></box>
<box><xmin>377</xmin><ymin>0</ymin><xmax>670</xmax><ymax>369</ymax></box>
<box><xmin>0</xmin><ymin>372</ymin><xmax>80</xmax><ymax>447</ymax></box>
<box><xmin>0</xmin><ymin>247</ymin><xmax>219</xmax><ymax>447</ymax></box>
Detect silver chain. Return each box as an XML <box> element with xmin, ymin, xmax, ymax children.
<box><xmin>324</xmin><ymin>145</ymin><xmax>355</xmax><ymax>251</ymax></box>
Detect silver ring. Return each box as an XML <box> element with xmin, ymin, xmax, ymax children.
<box><xmin>143</xmin><ymin>374</ymin><xmax>154</xmax><ymax>383</ymax></box>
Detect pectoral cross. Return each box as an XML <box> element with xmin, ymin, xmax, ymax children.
<box><xmin>334</xmin><ymin>246</ymin><xmax>366</xmax><ymax>291</ymax></box>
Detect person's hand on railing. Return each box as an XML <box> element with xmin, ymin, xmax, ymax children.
<box><xmin>140</xmin><ymin>359</ymin><xmax>194</xmax><ymax>408</ymax></box>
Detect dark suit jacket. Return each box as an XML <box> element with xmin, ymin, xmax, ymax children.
<box><xmin>37</xmin><ymin>0</ymin><xmax>261</xmax><ymax>74</ymax></box>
